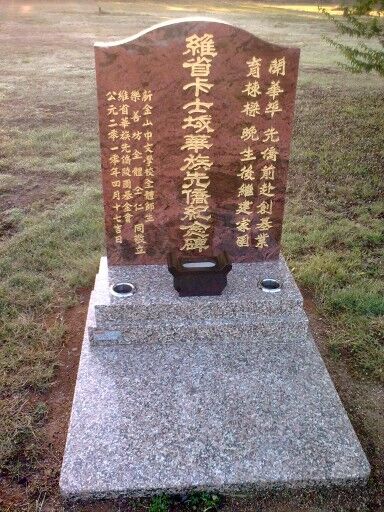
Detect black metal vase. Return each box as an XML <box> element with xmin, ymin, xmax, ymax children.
<box><xmin>167</xmin><ymin>251</ymin><xmax>232</xmax><ymax>297</ymax></box>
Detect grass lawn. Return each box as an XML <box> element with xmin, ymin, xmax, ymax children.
<box><xmin>0</xmin><ymin>1</ymin><xmax>383</xmax><ymax>511</ymax></box>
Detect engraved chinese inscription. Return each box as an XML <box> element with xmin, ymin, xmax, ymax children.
<box><xmin>94</xmin><ymin>20</ymin><xmax>299</xmax><ymax>265</ymax></box>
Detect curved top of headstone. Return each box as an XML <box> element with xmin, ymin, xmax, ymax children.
<box><xmin>95</xmin><ymin>17</ymin><xmax>289</xmax><ymax>50</ymax></box>
<box><xmin>94</xmin><ymin>17</ymin><xmax>300</xmax><ymax>266</ymax></box>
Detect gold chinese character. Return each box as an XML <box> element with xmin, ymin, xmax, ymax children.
<box><xmin>181</xmin><ymin>134</ymin><xmax>212</xmax><ymax>153</ymax></box>
<box><xmin>255</xmin><ymin>232</ymin><xmax>269</xmax><ymax>248</ymax></box>
<box><xmin>265</xmin><ymin>100</ymin><xmax>282</xmax><ymax>118</ymax></box>
<box><xmin>120</xmin><ymin>130</ymin><xmax>130</xmax><ymax>141</ymax></box>
<box><xmin>130</xmin><ymin>90</ymin><xmax>141</xmax><ymax>102</ymax></box>
<box><xmin>144</xmin><ymin>143</ymin><xmax>153</xmax><ymax>154</ymax></box>
<box><xmin>182</xmin><ymin>170</ymin><xmax>210</xmax><ymax>189</ymax></box>
<box><xmin>259</xmin><ymin>182</ymin><xmax>276</xmax><ymax>197</ymax></box>
<box><xmin>183</xmin><ymin>56</ymin><xmax>212</xmax><ymax>77</ymax></box>
<box><xmin>109</xmin><ymin>154</ymin><xmax>120</xmax><ymax>165</ymax></box>
<box><xmin>108</xmin><ymin>129</ymin><xmax>119</xmax><ymax>141</ymax></box>
<box><xmin>269</xmin><ymin>57</ymin><xmax>285</xmax><ymax>76</ymax></box>
<box><xmin>236</xmin><ymin>218</ymin><xmax>251</xmax><ymax>233</ymax></box>
<box><xmin>144</xmin><ymin>212</ymin><xmax>154</xmax><ymax>222</ymax></box>
<box><xmin>181</xmin><ymin>237</ymin><xmax>209</xmax><ymax>252</ymax></box>
<box><xmin>181</xmin><ymin>153</ymin><xmax>213</xmax><ymax>171</ymax></box>
<box><xmin>261</xmin><ymin>146</ymin><xmax>278</xmax><ymax>161</ymax></box>
<box><xmin>181</xmin><ymin>220</ymin><xmax>210</xmax><ymax>236</ymax></box>
<box><xmin>183</xmin><ymin>98</ymin><xmax>213</xmax><ymax>114</ymax></box>
<box><xmin>144</xmin><ymin>178</ymin><xmax>154</xmax><ymax>188</ymax></box>
<box><xmin>142</xmin><ymin>90</ymin><xmax>152</xmax><ymax>102</ymax></box>
<box><xmin>132</xmin><ymin>166</ymin><xmax>143</xmax><ymax>176</ymax></box>
<box><xmin>184</xmin><ymin>33</ymin><xmax>217</xmax><ymax>58</ymax></box>
<box><xmin>183</xmin><ymin>77</ymin><xmax>214</xmax><ymax>97</ymax></box>
<box><xmin>106</xmin><ymin>91</ymin><xmax>117</xmax><ymax>101</ymax></box>
<box><xmin>240</xmin><ymin>147</ymin><xmax>256</xmax><ymax>162</ymax></box>
<box><xmin>236</xmin><ymin>200</ymin><xmax>253</xmax><ymax>215</ymax></box>
<box><xmin>256</xmin><ymin>217</ymin><xmax>273</xmax><ymax>231</ymax></box>
<box><xmin>241</xmin><ymin>126</ymin><xmax>259</xmax><ymax>141</ymax></box>
<box><xmin>242</xmin><ymin>101</ymin><xmax>260</xmax><ymax>117</ymax></box>
<box><xmin>134</xmin><ymin>223</ymin><xmax>144</xmax><ymax>234</ymax></box>
<box><xmin>110</xmin><ymin>167</ymin><xmax>120</xmax><ymax>177</ymax></box>
<box><xmin>145</xmin><ymin>190</ymin><xmax>154</xmax><ymax>201</ymax></box>
<box><xmin>266</xmin><ymin>80</ymin><xmax>284</xmax><ymax>100</ymax></box>
<box><xmin>131</xmin><ymin>110</ymin><xmax>141</xmax><ymax>122</ymax></box>
<box><xmin>135</xmin><ymin>245</ymin><xmax>146</xmax><ymax>255</ymax></box>
<box><xmin>242</xmin><ymin>81</ymin><xmax>262</xmax><ymax>97</ymax></box>
<box><xmin>143</xmin><ymin>118</ymin><xmax>153</xmax><ymax>127</ymax></box>
<box><xmin>122</xmin><ymin>191</ymin><xmax>133</xmax><ymax>200</ymax></box>
<box><xmin>142</xmin><ymin>104</ymin><xmax>152</xmax><ymax>116</ymax></box>
<box><xmin>260</xmin><ymin>164</ymin><xmax>275</xmax><ymax>181</ymax></box>
<box><xmin>182</xmin><ymin>188</ymin><xmax>211</xmax><ymax>206</ymax></box>
<box><xmin>236</xmin><ymin>234</ymin><xmax>250</xmax><ymax>247</ymax></box>
<box><xmin>237</xmin><ymin>164</ymin><xmax>255</xmax><ymax>181</ymax></box>
<box><xmin>132</xmin><ymin>131</ymin><xmax>142</xmax><ymax>141</ymax></box>
<box><xmin>120</xmin><ymin>104</ymin><xmax>129</xmax><ymax>115</ymax></box>
<box><xmin>263</xmin><ymin>128</ymin><xmax>279</xmax><ymax>143</ymax></box>
<box><xmin>133</xmin><ymin>186</ymin><xmax>144</xmax><ymax>196</ymax></box>
<box><xmin>182</xmin><ymin>204</ymin><xmax>211</xmax><ymax>222</ymax></box>
<box><xmin>238</xmin><ymin>183</ymin><xmax>254</xmax><ymax>198</ymax></box>
<box><xmin>257</xmin><ymin>200</ymin><xmax>273</xmax><ymax>215</ymax></box>
<box><xmin>182</xmin><ymin>115</ymin><xmax>213</xmax><ymax>133</ymax></box>
<box><xmin>120</xmin><ymin>117</ymin><xmax>130</xmax><ymax>129</ymax></box>
<box><xmin>246</xmin><ymin>57</ymin><xmax>262</xmax><ymax>78</ymax></box>
<box><xmin>132</xmin><ymin>149</ymin><xmax>142</xmax><ymax>160</ymax></box>
<box><xmin>117</xmin><ymin>90</ymin><xmax>129</xmax><ymax>101</ymax></box>
<box><xmin>107</xmin><ymin>105</ymin><xmax>118</xmax><ymax>116</ymax></box>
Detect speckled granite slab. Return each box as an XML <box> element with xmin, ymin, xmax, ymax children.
<box><xmin>89</xmin><ymin>256</ymin><xmax>308</xmax><ymax>345</ymax></box>
<box><xmin>60</xmin><ymin>258</ymin><xmax>370</xmax><ymax>500</ymax></box>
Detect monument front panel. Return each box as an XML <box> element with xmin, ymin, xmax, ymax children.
<box><xmin>95</xmin><ymin>20</ymin><xmax>300</xmax><ymax>265</ymax></box>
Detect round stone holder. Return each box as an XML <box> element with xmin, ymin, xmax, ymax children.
<box><xmin>167</xmin><ymin>251</ymin><xmax>232</xmax><ymax>297</ymax></box>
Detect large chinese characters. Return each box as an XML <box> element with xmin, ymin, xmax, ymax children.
<box><xmin>94</xmin><ymin>20</ymin><xmax>299</xmax><ymax>265</ymax></box>
<box><xmin>180</xmin><ymin>33</ymin><xmax>217</xmax><ymax>253</ymax></box>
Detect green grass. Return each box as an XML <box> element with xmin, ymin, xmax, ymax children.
<box><xmin>0</xmin><ymin>126</ymin><xmax>99</xmax><ymax>178</ymax></box>
<box><xmin>283</xmin><ymin>88</ymin><xmax>384</xmax><ymax>382</ymax></box>
<box><xmin>149</xmin><ymin>495</ymin><xmax>171</xmax><ymax>512</ymax></box>
<box><xmin>0</xmin><ymin>187</ymin><xmax>104</xmax><ymax>476</ymax></box>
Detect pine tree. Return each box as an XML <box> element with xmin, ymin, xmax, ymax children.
<box><xmin>322</xmin><ymin>0</ymin><xmax>384</xmax><ymax>76</ymax></box>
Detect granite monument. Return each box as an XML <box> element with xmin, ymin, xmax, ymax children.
<box><xmin>60</xmin><ymin>17</ymin><xmax>370</xmax><ymax>501</ymax></box>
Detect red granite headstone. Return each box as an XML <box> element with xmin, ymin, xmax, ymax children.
<box><xmin>94</xmin><ymin>18</ymin><xmax>300</xmax><ymax>266</ymax></box>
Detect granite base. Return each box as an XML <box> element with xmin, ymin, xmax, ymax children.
<box><xmin>60</xmin><ymin>257</ymin><xmax>370</xmax><ymax>500</ymax></box>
